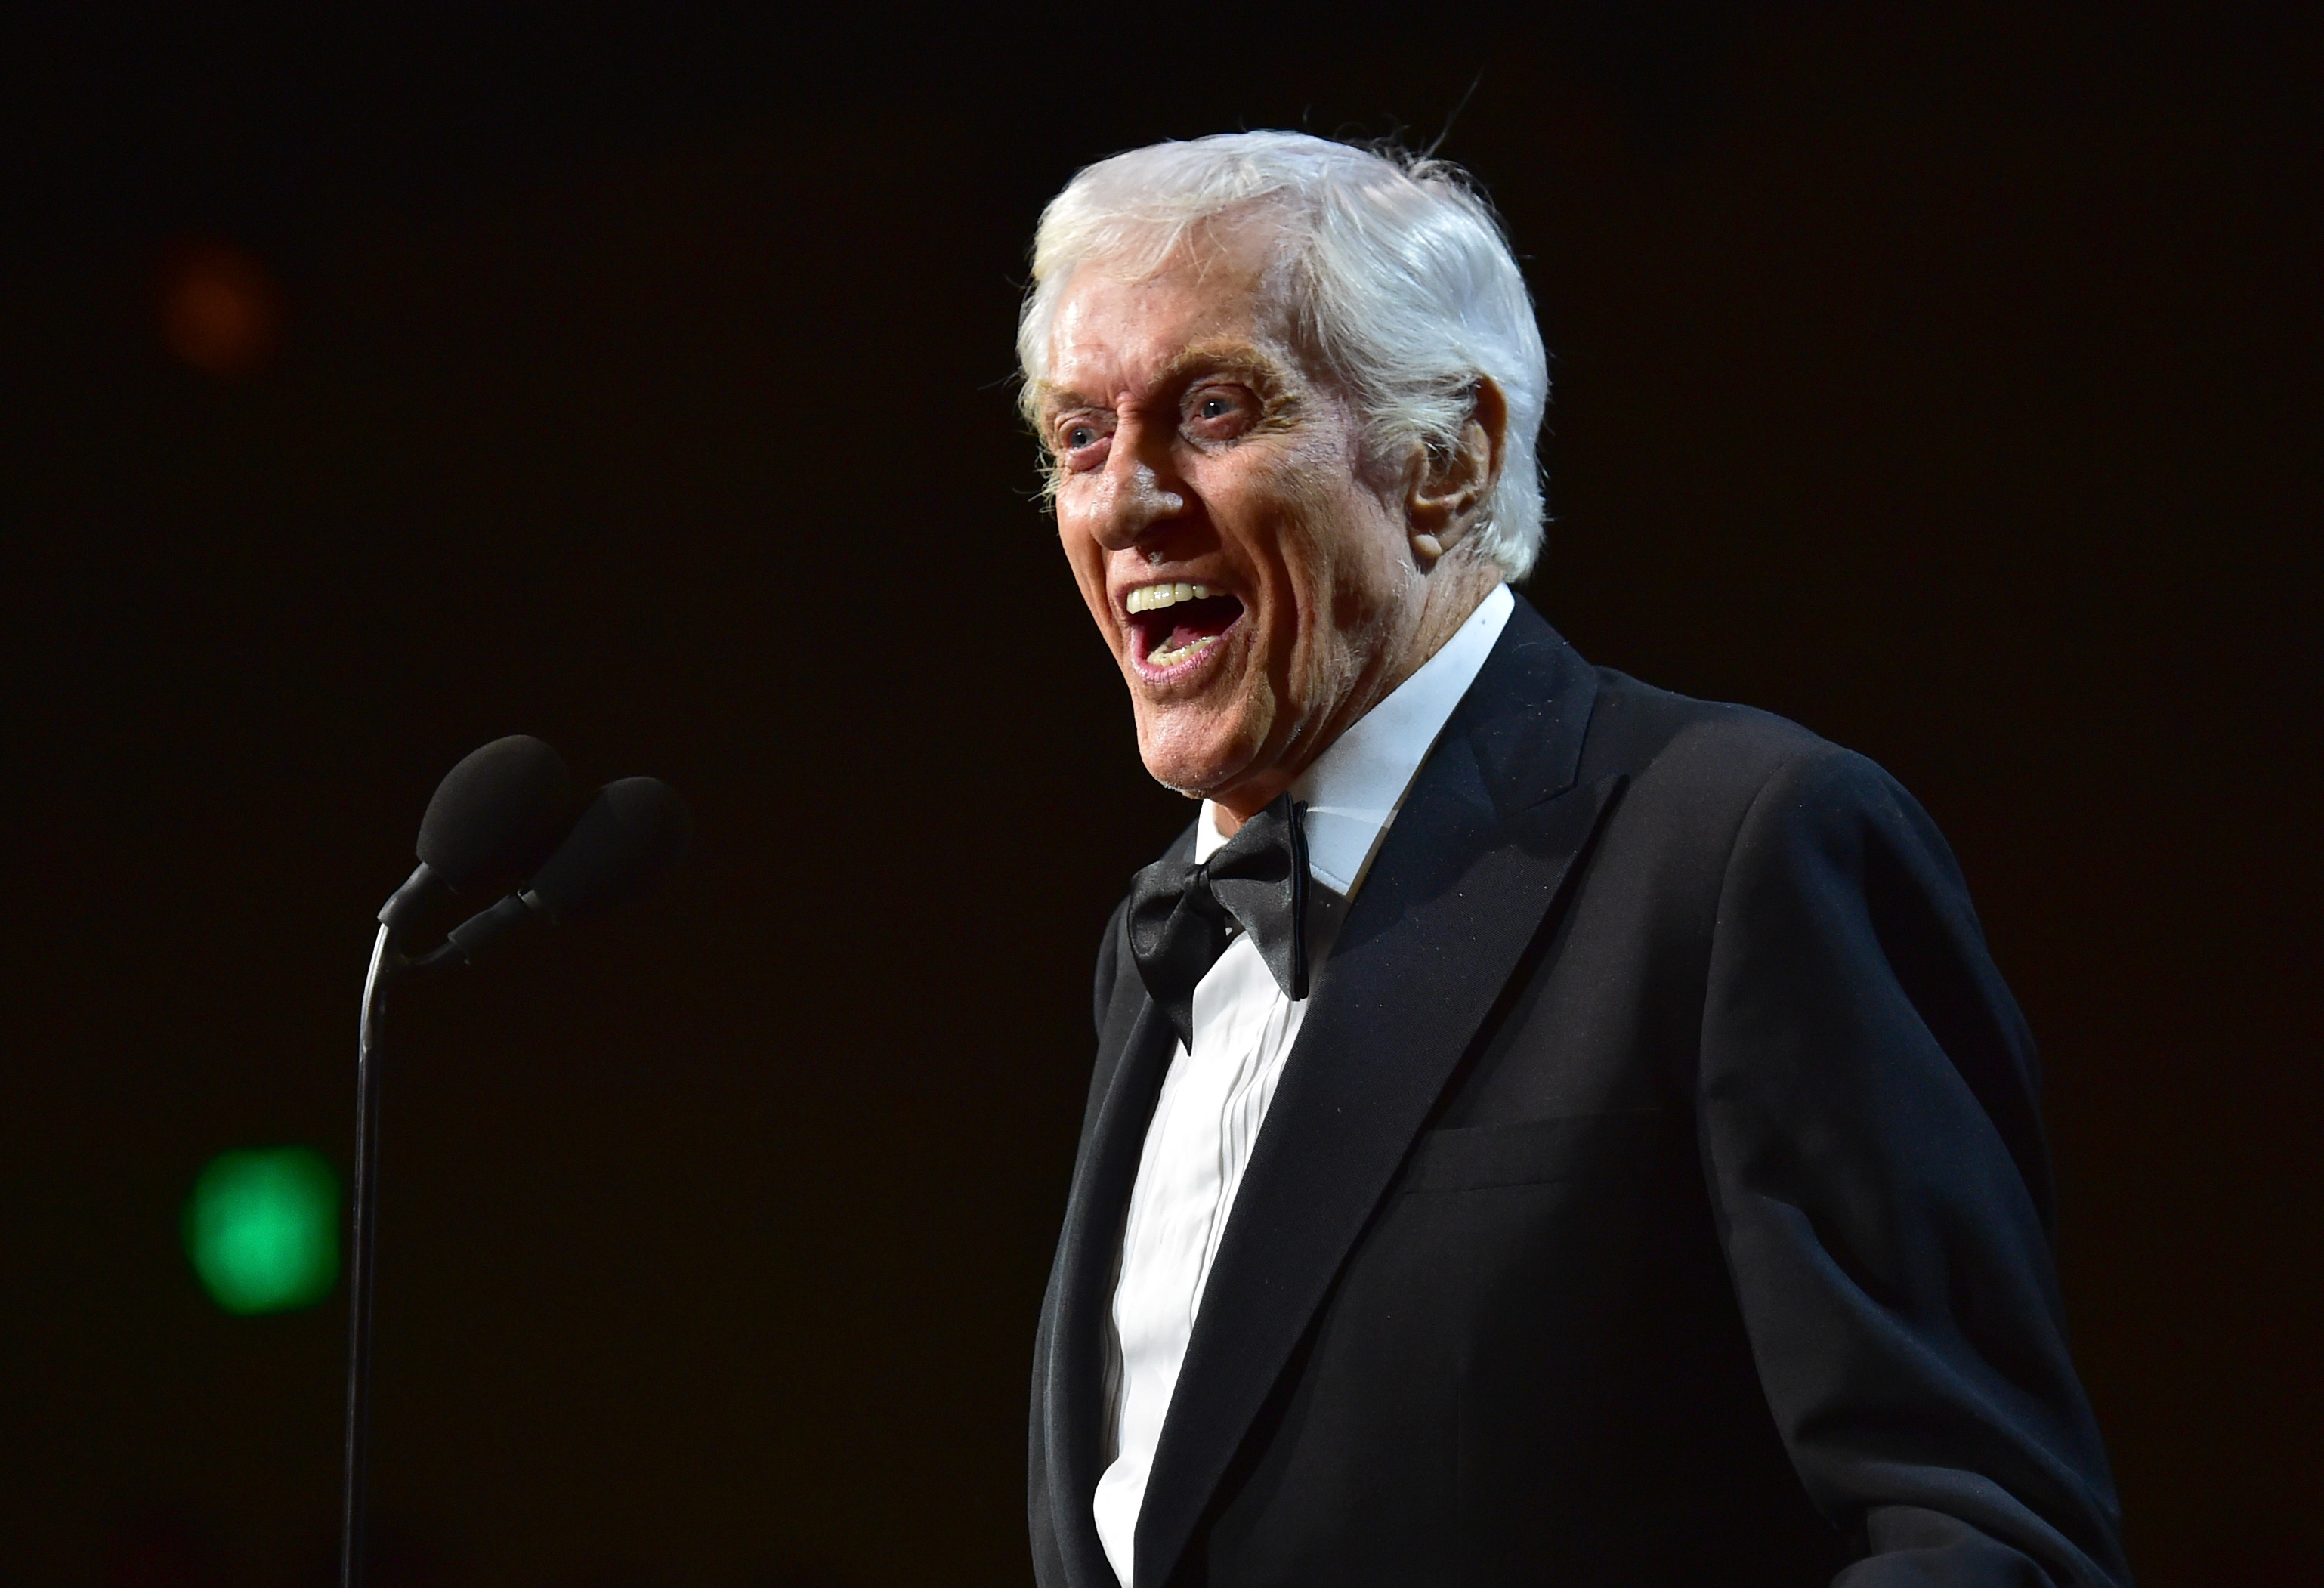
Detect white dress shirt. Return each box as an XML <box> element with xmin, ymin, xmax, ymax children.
<box><xmin>1092</xmin><ymin>583</ymin><xmax>1515</xmax><ymax>1587</ymax></box>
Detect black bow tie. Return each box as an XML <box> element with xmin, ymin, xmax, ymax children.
<box><xmin>1126</xmin><ymin>793</ymin><xmax>1311</xmax><ymax>1050</ymax></box>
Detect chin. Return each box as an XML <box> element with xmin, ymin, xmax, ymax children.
<box><xmin>1133</xmin><ymin>703</ymin><xmax>1265</xmax><ymax>802</ymax></box>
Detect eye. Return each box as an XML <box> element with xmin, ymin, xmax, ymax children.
<box><xmin>1053</xmin><ymin>416</ymin><xmax>1111</xmax><ymax>470</ymax></box>
<box><xmin>1185</xmin><ymin>385</ymin><xmax>1256</xmax><ymax>438</ymax></box>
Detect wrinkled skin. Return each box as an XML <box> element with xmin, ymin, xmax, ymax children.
<box><xmin>1037</xmin><ymin>221</ymin><xmax>1508</xmax><ymax>826</ymax></box>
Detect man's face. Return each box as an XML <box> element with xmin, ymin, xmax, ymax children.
<box><xmin>1040</xmin><ymin>227</ymin><xmax>1424</xmax><ymax>814</ymax></box>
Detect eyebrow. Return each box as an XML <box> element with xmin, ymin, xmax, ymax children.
<box><xmin>1035</xmin><ymin>338</ymin><xmax>1297</xmax><ymax>424</ymax></box>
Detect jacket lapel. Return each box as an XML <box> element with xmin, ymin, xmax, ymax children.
<box><xmin>1042</xmin><ymin>835</ymin><xmax>1192</xmax><ymax>1585</ymax></box>
<box><xmin>1133</xmin><ymin>600</ymin><xmax>1621</xmax><ymax>1587</ymax></box>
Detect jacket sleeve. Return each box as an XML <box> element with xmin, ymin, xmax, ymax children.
<box><xmin>1696</xmin><ymin>746</ymin><xmax>2131</xmax><ymax>1586</ymax></box>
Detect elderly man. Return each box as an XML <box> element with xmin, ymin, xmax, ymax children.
<box><xmin>1021</xmin><ymin>133</ymin><xmax>2129</xmax><ymax>1588</ymax></box>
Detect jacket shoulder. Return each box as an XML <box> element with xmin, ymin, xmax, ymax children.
<box><xmin>1581</xmin><ymin>667</ymin><xmax>1847</xmax><ymax>811</ymax></box>
<box><xmin>1568</xmin><ymin>667</ymin><xmax>1967</xmax><ymax>914</ymax></box>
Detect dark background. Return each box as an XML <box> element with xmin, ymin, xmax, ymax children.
<box><xmin>3</xmin><ymin>4</ymin><xmax>2315</xmax><ymax>1583</ymax></box>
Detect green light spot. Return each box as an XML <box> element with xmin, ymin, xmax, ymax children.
<box><xmin>184</xmin><ymin>1147</ymin><xmax>340</xmax><ymax>1315</ymax></box>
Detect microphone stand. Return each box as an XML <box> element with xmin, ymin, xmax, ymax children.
<box><xmin>335</xmin><ymin>774</ymin><xmax>676</xmax><ymax>1586</ymax></box>
<box><xmin>341</xmin><ymin>921</ymin><xmax>399</xmax><ymax>1588</ymax></box>
<box><xmin>342</xmin><ymin>892</ymin><xmax>465</xmax><ymax>1588</ymax></box>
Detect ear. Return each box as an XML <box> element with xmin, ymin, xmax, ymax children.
<box><xmin>1407</xmin><ymin>378</ymin><xmax>1510</xmax><ymax>565</ymax></box>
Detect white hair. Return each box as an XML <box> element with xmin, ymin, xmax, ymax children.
<box><xmin>1018</xmin><ymin>131</ymin><xmax>1550</xmax><ymax>579</ymax></box>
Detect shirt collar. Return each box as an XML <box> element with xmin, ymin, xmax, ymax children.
<box><xmin>1194</xmin><ymin>582</ymin><xmax>1514</xmax><ymax>898</ymax></box>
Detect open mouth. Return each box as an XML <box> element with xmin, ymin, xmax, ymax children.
<box><xmin>1126</xmin><ymin>582</ymin><xmax>1245</xmax><ymax>671</ymax></box>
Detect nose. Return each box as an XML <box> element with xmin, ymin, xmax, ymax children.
<box><xmin>1087</xmin><ymin>425</ymin><xmax>1187</xmax><ymax>554</ymax></box>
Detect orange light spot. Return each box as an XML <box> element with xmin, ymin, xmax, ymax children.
<box><xmin>158</xmin><ymin>241</ymin><xmax>283</xmax><ymax>377</ymax></box>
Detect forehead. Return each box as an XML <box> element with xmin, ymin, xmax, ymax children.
<box><xmin>1042</xmin><ymin>229</ymin><xmax>1296</xmax><ymax>408</ymax></box>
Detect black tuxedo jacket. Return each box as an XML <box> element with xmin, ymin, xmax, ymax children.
<box><xmin>1031</xmin><ymin>595</ymin><xmax>2129</xmax><ymax>1588</ymax></box>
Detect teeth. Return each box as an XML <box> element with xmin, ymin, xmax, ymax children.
<box><xmin>1126</xmin><ymin>582</ymin><xmax>1216</xmax><ymax>614</ymax></box>
<box><xmin>1147</xmin><ymin>633</ymin><xmax>1219</xmax><ymax>668</ymax></box>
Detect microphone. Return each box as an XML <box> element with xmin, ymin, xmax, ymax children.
<box><xmin>434</xmin><ymin>776</ymin><xmax>693</xmax><ymax>965</ymax></box>
<box><xmin>342</xmin><ymin>743</ymin><xmax>687</xmax><ymax>1588</ymax></box>
<box><xmin>375</xmin><ymin>735</ymin><xmax>579</xmax><ymax>931</ymax></box>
